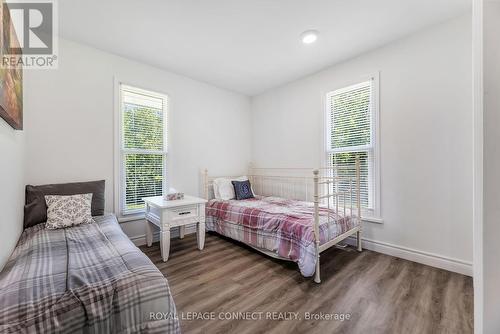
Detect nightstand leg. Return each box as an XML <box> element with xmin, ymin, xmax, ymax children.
<box><xmin>160</xmin><ymin>229</ymin><xmax>170</xmax><ymax>262</ymax></box>
<box><xmin>197</xmin><ymin>222</ymin><xmax>205</xmax><ymax>250</ymax></box>
<box><xmin>145</xmin><ymin>221</ymin><xmax>153</xmax><ymax>247</ymax></box>
<box><xmin>179</xmin><ymin>226</ymin><xmax>185</xmax><ymax>239</ymax></box>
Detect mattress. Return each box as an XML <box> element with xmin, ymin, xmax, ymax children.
<box><xmin>0</xmin><ymin>214</ymin><xmax>180</xmax><ymax>334</ymax></box>
<box><xmin>205</xmin><ymin>196</ymin><xmax>359</xmax><ymax>277</ymax></box>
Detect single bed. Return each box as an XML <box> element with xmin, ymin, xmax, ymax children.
<box><xmin>203</xmin><ymin>161</ymin><xmax>363</xmax><ymax>283</ymax></box>
<box><xmin>0</xmin><ymin>214</ymin><xmax>180</xmax><ymax>334</ymax></box>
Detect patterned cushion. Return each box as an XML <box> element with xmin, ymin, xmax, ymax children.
<box><xmin>231</xmin><ymin>180</ymin><xmax>255</xmax><ymax>200</ymax></box>
<box><xmin>44</xmin><ymin>193</ymin><xmax>94</xmax><ymax>229</ymax></box>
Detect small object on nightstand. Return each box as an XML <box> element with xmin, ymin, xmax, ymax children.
<box><xmin>165</xmin><ymin>192</ymin><xmax>184</xmax><ymax>201</ymax></box>
<box><xmin>143</xmin><ymin>195</ymin><xmax>207</xmax><ymax>262</ymax></box>
<box><xmin>164</xmin><ymin>187</ymin><xmax>184</xmax><ymax>201</ymax></box>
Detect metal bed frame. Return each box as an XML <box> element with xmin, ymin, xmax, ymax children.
<box><xmin>202</xmin><ymin>158</ymin><xmax>362</xmax><ymax>283</ymax></box>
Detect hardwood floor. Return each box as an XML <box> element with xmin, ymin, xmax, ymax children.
<box><xmin>140</xmin><ymin>233</ymin><xmax>473</xmax><ymax>334</ymax></box>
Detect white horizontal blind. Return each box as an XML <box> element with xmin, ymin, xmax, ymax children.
<box><xmin>326</xmin><ymin>80</ymin><xmax>374</xmax><ymax>210</ymax></box>
<box><xmin>120</xmin><ymin>85</ymin><xmax>167</xmax><ymax>214</ymax></box>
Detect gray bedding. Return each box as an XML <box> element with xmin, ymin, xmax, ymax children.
<box><xmin>0</xmin><ymin>214</ymin><xmax>180</xmax><ymax>333</ymax></box>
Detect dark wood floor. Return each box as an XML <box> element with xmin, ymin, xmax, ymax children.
<box><xmin>140</xmin><ymin>233</ymin><xmax>473</xmax><ymax>334</ymax></box>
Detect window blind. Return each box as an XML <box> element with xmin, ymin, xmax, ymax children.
<box><xmin>120</xmin><ymin>85</ymin><xmax>167</xmax><ymax>214</ymax></box>
<box><xmin>326</xmin><ymin>80</ymin><xmax>374</xmax><ymax>210</ymax></box>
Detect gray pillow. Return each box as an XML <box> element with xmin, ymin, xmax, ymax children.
<box><xmin>24</xmin><ymin>180</ymin><xmax>105</xmax><ymax>229</ymax></box>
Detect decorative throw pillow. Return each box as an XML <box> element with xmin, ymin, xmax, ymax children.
<box><xmin>213</xmin><ymin>176</ymin><xmax>249</xmax><ymax>200</ymax></box>
<box><xmin>44</xmin><ymin>193</ymin><xmax>94</xmax><ymax>229</ymax></box>
<box><xmin>232</xmin><ymin>180</ymin><xmax>255</xmax><ymax>200</ymax></box>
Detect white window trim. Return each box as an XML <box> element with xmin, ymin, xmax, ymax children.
<box><xmin>321</xmin><ymin>72</ymin><xmax>382</xmax><ymax>223</ymax></box>
<box><xmin>113</xmin><ymin>77</ymin><xmax>170</xmax><ymax>222</ymax></box>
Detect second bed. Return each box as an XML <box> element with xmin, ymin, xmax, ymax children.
<box><xmin>203</xmin><ymin>162</ymin><xmax>363</xmax><ymax>283</ymax></box>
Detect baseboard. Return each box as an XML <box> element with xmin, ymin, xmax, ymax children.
<box><xmin>344</xmin><ymin>236</ymin><xmax>473</xmax><ymax>276</ymax></box>
<box><xmin>130</xmin><ymin>226</ymin><xmax>472</xmax><ymax>276</ymax></box>
<box><xmin>130</xmin><ymin>225</ymin><xmax>197</xmax><ymax>247</ymax></box>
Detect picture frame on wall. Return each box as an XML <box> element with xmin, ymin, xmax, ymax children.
<box><xmin>0</xmin><ymin>0</ymin><xmax>23</xmax><ymax>130</ymax></box>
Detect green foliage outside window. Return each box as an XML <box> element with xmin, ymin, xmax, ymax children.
<box><xmin>328</xmin><ymin>152</ymin><xmax>370</xmax><ymax>208</ymax></box>
<box><xmin>330</xmin><ymin>84</ymin><xmax>371</xmax><ymax>150</ymax></box>
<box><xmin>123</xmin><ymin>104</ymin><xmax>164</xmax><ymax>211</ymax></box>
<box><xmin>329</xmin><ymin>82</ymin><xmax>372</xmax><ymax>209</ymax></box>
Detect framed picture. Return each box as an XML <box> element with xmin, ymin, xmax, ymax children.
<box><xmin>0</xmin><ymin>1</ymin><xmax>23</xmax><ymax>130</ymax></box>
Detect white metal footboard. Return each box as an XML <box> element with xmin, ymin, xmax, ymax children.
<box><xmin>312</xmin><ymin>157</ymin><xmax>362</xmax><ymax>283</ymax></box>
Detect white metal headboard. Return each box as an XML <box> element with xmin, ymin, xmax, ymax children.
<box><xmin>201</xmin><ymin>159</ymin><xmax>361</xmax><ymax>214</ymax></box>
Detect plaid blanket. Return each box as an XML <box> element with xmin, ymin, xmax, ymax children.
<box><xmin>0</xmin><ymin>214</ymin><xmax>180</xmax><ymax>334</ymax></box>
<box><xmin>206</xmin><ymin>196</ymin><xmax>359</xmax><ymax>277</ymax></box>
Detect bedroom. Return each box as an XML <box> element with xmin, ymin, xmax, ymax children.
<box><xmin>0</xmin><ymin>0</ymin><xmax>497</xmax><ymax>333</ymax></box>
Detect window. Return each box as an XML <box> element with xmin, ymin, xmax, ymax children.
<box><xmin>325</xmin><ymin>77</ymin><xmax>379</xmax><ymax>217</ymax></box>
<box><xmin>118</xmin><ymin>84</ymin><xmax>168</xmax><ymax>215</ymax></box>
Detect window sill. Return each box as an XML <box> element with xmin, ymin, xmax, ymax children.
<box><xmin>118</xmin><ymin>213</ymin><xmax>145</xmax><ymax>223</ymax></box>
<box><xmin>362</xmin><ymin>216</ymin><xmax>384</xmax><ymax>224</ymax></box>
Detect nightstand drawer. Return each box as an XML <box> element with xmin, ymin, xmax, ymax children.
<box><xmin>168</xmin><ymin>205</ymin><xmax>198</xmax><ymax>220</ymax></box>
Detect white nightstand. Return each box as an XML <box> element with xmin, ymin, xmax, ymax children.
<box><xmin>143</xmin><ymin>195</ymin><xmax>207</xmax><ymax>262</ymax></box>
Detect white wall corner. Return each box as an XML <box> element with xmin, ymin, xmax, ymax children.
<box><xmin>472</xmin><ymin>0</ymin><xmax>484</xmax><ymax>333</ymax></box>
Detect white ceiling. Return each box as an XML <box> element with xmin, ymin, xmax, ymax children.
<box><xmin>58</xmin><ymin>0</ymin><xmax>471</xmax><ymax>96</ymax></box>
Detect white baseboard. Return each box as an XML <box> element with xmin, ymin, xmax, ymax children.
<box><xmin>130</xmin><ymin>225</ymin><xmax>197</xmax><ymax>247</ymax></box>
<box><xmin>344</xmin><ymin>236</ymin><xmax>473</xmax><ymax>276</ymax></box>
<box><xmin>130</xmin><ymin>226</ymin><xmax>472</xmax><ymax>277</ymax></box>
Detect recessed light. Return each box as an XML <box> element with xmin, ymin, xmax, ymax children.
<box><xmin>301</xmin><ymin>30</ymin><xmax>319</xmax><ymax>44</ymax></box>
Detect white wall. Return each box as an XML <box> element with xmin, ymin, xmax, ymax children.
<box><xmin>23</xmin><ymin>38</ymin><xmax>252</xmax><ymax>240</ymax></box>
<box><xmin>472</xmin><ymin>0</ymin><xmax>483</xmax><ymax>332</ymax></box>
<box><xmin>0</xmin><ymin>121</ymin><xmax>24</xmax><ymax>270</ymax></box>
<box><xmin>483</xmin><ymin>1</ymin><xmax>500</xmax><ymax>332</ymax></box>
<box><xmin>18</xmin><ymin>16</ymin><xmax>473</xmax><ymax>276</ymax></box>
<box><xmin>251</xmin><ymin>15</ymin><xmax>473</xmax><ymax>274</ymax></box>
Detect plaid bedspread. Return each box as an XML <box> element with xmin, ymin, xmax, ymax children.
<box><xmin>206</xmin><ymin>196</ymin><xmax>359</xmax><ymax>277</ymax></box>
<box><xmin>0</xmin><ymin>214</ymin><xmax>180</xmax><ymax>334</ymax></box>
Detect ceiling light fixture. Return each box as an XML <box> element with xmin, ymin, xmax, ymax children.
<box><xmin>301</xmin><ymin>30</ymin><xmax>319</xmax><ymax>44</ymax></box>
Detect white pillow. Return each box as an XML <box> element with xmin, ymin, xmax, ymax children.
<box><xmin>45</xmin><ymin>193</ymin><xmax>94</xmax><ymax>229</ymax></box>
<box><xmin>212</xmin><ymin>182</ymin><xmax>221</xmax><ymax>199</ymax></box>
<box><xmin>213</xmin><ymin>176</ymin><xmax>248</xmax><ymax>200</ymax></box>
